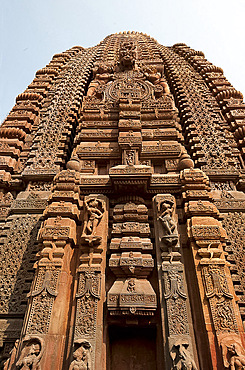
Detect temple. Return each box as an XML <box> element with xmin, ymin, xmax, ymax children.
<box><xmin>1</xmin><ymin>31</ymin><xmax>245</xmax><ymax>369</ymax></box>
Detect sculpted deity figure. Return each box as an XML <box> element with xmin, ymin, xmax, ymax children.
<box><xmin>220</xmin><ymin>335</ymin><xmax>245</xmax><ymax>369</ymax></box>
<box><xmin>157</xmin><ymin>197</ymin><xmax>180</xmax><ymax>262</ymax></box>
<box><xmin>170</xmin><ymin>342</ymin><xmax>198</xmax><ymax>370</ymax></box>
<box><xmin>84</xmin><ymin>198</ymin><xmax>104</xmax><ymax>236</ymax></box>
<box><xmin>82</xmin><ymin>197</ymin><xmax>105</xmax><ymax>245</ymax></box>
<box><xmin>15</xmin><ymin>337</ymin><xmax>43</xmax><ymax>370</ymax></box>
<box><xmin>158</xmin><ymin>199</ymin><xmax>177</xmax><ymax>237</ymax></box>
<box><xmin>226</xmin><ymin>344</ymin><xmax>245</xmax><ymax>369</ymax></box>
<box><xmin>69</xmin><ymin>341</ymin><xmax>92</xmax><ymax>370</ymax></box>
<box><xmin>117</xmin><ymin>40</ymin><xmax>136</xmax><ymax>71</ymax></box>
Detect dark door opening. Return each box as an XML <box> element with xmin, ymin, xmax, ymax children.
<box><xmin>108</xmin><ymin>326</ymin><xmax>157</xmax><ymax>370</ymax></box>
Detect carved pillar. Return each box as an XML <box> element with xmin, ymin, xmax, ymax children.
<box><xmin>70</xmin><ymin>194</ymin><xmax>108</xmax><ymax>370</ymax></box>
<box><xmin>153</xmin><ymin>194</ymin><xmax>198</xmax><ymax>370</ymax></box>
<box><xmin>181</xmin><ymin>168</ymin><xmax>245</xmax><ymax>369</ymax></box>
<box><xmin>5</xmin><ymin>170</ymin><xmax>81</xmax><ymax>369</ymax></box>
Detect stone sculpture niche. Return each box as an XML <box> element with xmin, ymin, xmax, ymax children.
<box><xmin>157</xmin><ymin>196</ymin><xmax>181</xmax><ymax>263</ymax></box>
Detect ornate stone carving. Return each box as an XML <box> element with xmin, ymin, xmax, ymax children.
<box><xmin>170</xmin><ymin>340</ymin><xmax>198</xmax><ymax>370</ymax></box>
<box><xmin>22</xmin><ymin>47</ymin><xmax>97</xmax><ymax>178</ymax></box>
<box><xmin>118</xmin><ymin>40</ymin><xmax>136</xmax><ymax>71</ymax></box>
<box><xmin>202</xmin><ymin>265</ymin><xmax>238</xmax><ymax>333</ymax></box>
<box><xmin>69</xmin><ymin>340</ymin><xmax>92</xmax><ymax>370</ymax></box>
<box><xmin>16</xmin><ymin>336</ymin><xmax>44</xmax><ymax>370</ymax></box>
<box><xmin>81</xmin><ymin>196</ymin><xmax>105</xmax><ymax>245</ymax></box>
<box><xmin>153</xmin><ymin>194</ymin><xmax>196</xmax><ymax>367</ymax></box>
<box><xmin>220</xmin><ymin>334</ymin><xmax>245</xmax><ymax>369</ymax></box>
<box><xmin>222</xmin><ymin>212</ymin><xmax>245</xmax><ymax>322</ymax></box>
<box><xmin>107</xmin><ymin>200</ymin><xmax>156</xmax><ymax>315</ymax></box>
<box><xmin>2</xmin><ymin>32</ymin><xmax>245</xmax><ymax>369</ymax></box>
<box><xmin>158</xmin><ymin>197</ymin><xmax>179</xmax><ymax>250</ymax></box>
<box><xmin>159</xmin><ymin>43</ymin><xmax>241</xmax><ymax>172</ymax></box>
<box><xmin>75</xmin><ymin>268</ymin><xmax>101</xmax><ymax>340</ymax></box>
<box><xmin>0</xmin><ymin>215</ymin><xmax>40</xmax><ymax>315</ymax></box>
<box><xmin>26</xmin><ymin>267</ymin><xmax>60</xmax><ymax>334</ymax></box>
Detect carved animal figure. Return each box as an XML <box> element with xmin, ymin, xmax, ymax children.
<box><xmin>170</xmin><ymin>342</ymin><xmax>198</xmax><ymax>370</ymax></box>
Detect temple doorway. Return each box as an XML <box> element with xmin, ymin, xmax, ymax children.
<box><xmin>108</xmin><ymin>326</ymin><xmax>157</xmax><ymax>370</ymax></box>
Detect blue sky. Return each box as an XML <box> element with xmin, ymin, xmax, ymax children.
<box><xmin>1</xmin><ymin>0</ymin><xmax>245</xmax><ymax>122</ymax></box>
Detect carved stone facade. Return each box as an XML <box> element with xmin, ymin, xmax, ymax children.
<box><xmin>0</xmin><ymin>32</ymin><xmax>245</xmax><ymax>369</ymax></box>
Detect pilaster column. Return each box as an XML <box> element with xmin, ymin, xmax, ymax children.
<box><xmin>69</xmin><ymin>194</ymin><xmax>108</xmax><ymax>370</ymax></box>
<box><xmin>5</xmin><ymin>170</ymin><xmax>81</xmax><ymax>369</ymax></box>
<box><xmin>153</xmin><ymin>194</ymin><xmax>198</xmax><ymax>370</ymax></box>
<box><xmin>181</xmin><ymin>168</ymin><xmax>245</xmax><ymax>369</ymax></box>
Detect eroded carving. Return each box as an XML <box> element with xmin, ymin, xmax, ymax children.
<box><xmin>220</xmin><ymin>334</ymin><xmax>245</xmax><ymax>369</ymax></box>
<box><xmin>170</xmin><ymin>341</ymin><xmax>198</xmax><ymax>370</ymax></box>
<box><xmin>16</xmin><ymin>336</ymin><xmax>44</xmax><ymax>370</ymax></box>
<box><xmin>69</xmin><ymin>340</ymin><xmax>92</xmax><ymax>370</ymax></box>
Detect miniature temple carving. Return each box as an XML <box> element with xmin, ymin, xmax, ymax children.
<box><xmin>1</xmin><ymin>31</ymin><xmax>245</xmax><ymax>369</ymax></box>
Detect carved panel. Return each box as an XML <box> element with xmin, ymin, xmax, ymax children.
<box><xmin>26</xmin><ymin>267</ymin><xmax>60</xmax><ymax>335</ymax></box>
<box><xmin>162</xmin><ymin>264</ymin><xmax>189</xmax><ymax>336</ymax></box>
<box><xmin>74</xmin><ymin>268</ymin><xmax>101</xmax><ymax>340</ymax></box>
<box><xmin>0</xmin><ymin>215</ymin><xmax>40</xmax><ymax>314</ymax></box>
<box><xmin>222</xmin><ymin>212</ymin><xmax>245</xmax><ymax>321</ymax></box>
<box><xmin>202</xmin><ymin>265</ymin><xmax>238</xmax><ymax>333</ymax></box>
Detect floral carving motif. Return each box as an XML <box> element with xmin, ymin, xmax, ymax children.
<box><xmin>74</xmin><ymin>269</ymin><xmax>101</xmax><ymax>340</ymax></box>
<box><xmin>26</xmin><ymin>267</ymin><xmax>59</xmax><ymax>334</ymax></box>
<box><xmin>0</xmin><ymin>215</ymin><xmax>40</xmax><ymax>314</ymax></box>
<box><xmin>202</xmin><ymin>265</ymin><xmax>238</xmax><ymax>333</ymax></box>
<box><xmin>222</xmin><ymin>213</ymin><xmax>245</xmax><ymax>321</ymax></box>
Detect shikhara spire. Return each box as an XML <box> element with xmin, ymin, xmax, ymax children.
<box><xmin>1</xmin><ymin>33</ymin><xmax>245</xmax><ymax>369</ymax></box>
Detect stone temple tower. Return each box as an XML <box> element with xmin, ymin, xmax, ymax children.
<box><xmin>1</xmin><ymin>31</ymin><xmax>245</xmax><ymax>369</ymax></box>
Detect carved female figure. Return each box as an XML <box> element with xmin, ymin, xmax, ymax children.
<box><xmin>226</xmin><ymin>344</ymin><xmax>245</xmax><ymax>369</ymax></box>
<box><xmin>83</xmin><ymin>198</ymin><xmax>104</xmax><ymax>237</ymax></box>
<box><xmin>158</xmin><ymin>199</ymin><xmax>176</xmax><ymax>235</ymax></box>
<box><xmin>69</xmin><ymin>341</ymin><xmax>92</xmax><ymax>370</ymax></box>
<box><xmin>15</xmin><ymin>337</ymin><xmax>43</xmax><ymax>370</ymax></box>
